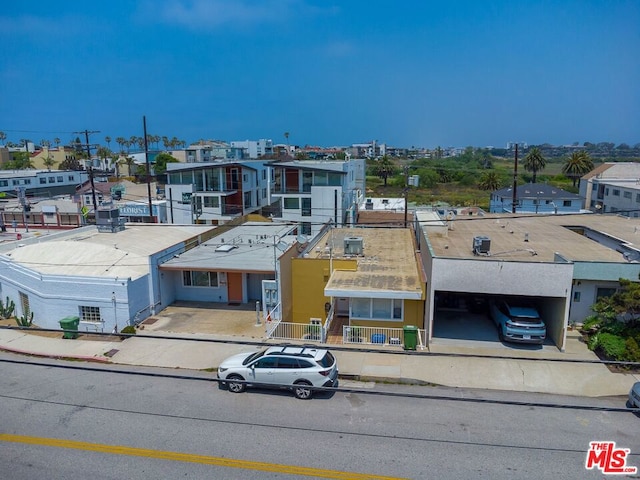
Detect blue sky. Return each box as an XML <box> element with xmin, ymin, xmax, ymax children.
<box><xmin>1</xmin><ymin>1</ymin><xmax>638</xmax><ymax>149</ymax></box>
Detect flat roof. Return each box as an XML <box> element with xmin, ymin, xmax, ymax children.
<box><xmin>421</xmin><ymin>211</ymin><xmax>640</xmax><ymax>263</ymax></box>
<box><xmin>160</xmin><ymin>221</ymin><xmax>298</xmax><ymax>273</ymax></box>
<box><xmin>318</xmin><ymin>227</ymin><xmax>423</xmax><ymax>299</ymax></box>
<box><xmin>2</xmin><ymin>224</ymin><xmax>215</xmax><ymax>279</ymax></box>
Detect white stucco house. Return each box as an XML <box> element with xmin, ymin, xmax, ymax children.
<box><xmin>0</xmin><ymin>223</ymin><xmax>216</xmax><ymax>332</ymax></box>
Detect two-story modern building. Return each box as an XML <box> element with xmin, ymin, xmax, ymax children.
<box><xmin>165</xmin><ymin>161</ymin><xmax>271</xmax><ymax>225</ymax></box>
<box><xmin>581</xmin><ymin>162</ymin><xmax>640</xmax><ymax>216</ymax></box>
<box><xmin>269</xmin><ymin>159</ymin><xmax>366</xmax><ymax>237</ymax></box>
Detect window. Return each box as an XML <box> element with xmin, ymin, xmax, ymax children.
<box><xmin>573</xmin><ymin>291</ymin><xmax>581</xmax><ymax>302</ymax></box>
<box><xmin>19</xmin><ymin>292</ymin><xmax>30</xmax><ymax>315</ymax></box>
<box><xmin>24</xmin><ymin>179</ymin><xmax>31</xmax><ymax>184</ymax></box>
<box><xmin>243</xmin><ymin>174</ymin><xmax>248</xmax><ymax>182</ymax></box>
<box><xmin>302</xmin><ymin>198</ymin><xmax>311</xmax><ymax>216</ymax></box>
<box><xmin>0</xmin><ymin>180</ymin><xmax>6</xmax><ymax>187</ymax></box>
<box><xmin>244</xmin><ymin>191</ymin><xmax>252</xmax><ymax>208</ymax></box>
<box><xmin>302</xmin><ymin>222</ymin><xmax>311</xmax><ymax>235</ymax></box>
<box><xmin>255</xmin><ymin>357</ymin><xmax>278</xmax><ymax>368</ymax></box>
<box><xmin>563</xmin><ymin>200</ymin><xmax>571</xmax><ymax>207</ymax></box>
<box><xmin>605</xmin><ymin>188</ymin><xmax>609</xmax><ymax>196</ymax></box>
<box><xmin>613</xmin><ymin>189</ymin><xmax>620</xmax><ymax>196</ymax></box>
<box><xmin>40</xmin><ymin>178</ymin><xmax>47</xmax><ymax>184</ymax></box>
<box><xmin>12</xmin><ymin>180</ymin><xmax>19</xmax><ymax>185</ymax></box>
<box><xmin>596</xmin><ymin>287</ymin><xmax>617</xmax><ymax>300</ymax></box>
<box><xmin>350</xmin><ymin>298</ymin><xmax>403</xmax><ymax>321</ymax></box>
<box><xmin>262</xmin><ymin>187</ymin><xmax>267</xmax><ymax>199</ymax></box>
<box><xmin>623</xmin><ymin>191</ymin><xmax>632</xmax><ymax>199</ymax></box>
<box><xmin>314</xmin><ymin>172</ymin><xmax>328</xmax><ymax>186</ymax></box>
<box><xmin>183</xmin><ymin>270</ymin><xmax>219</xmax><ymax>287</ymax></box>
<box><xmin>283</xmin><ymin>197</ymin><xmax>299</xmax><ymax>209</ymax></box>
<box><xmin>68</xmin><ymin>175</ymin><xmax>75</xmax><ymax>181</ymax></box>
<box><xmin>203</xmin><ymin>196</ymin><xmax>219</xmax><ymax>208</ymax></box>
<box><xmin>636</xmin><ymin>194</ymin><xmax>640</xmax><ymax>203</ymax></box>
<box><xmin>262</xmin><ymin>170</ymin><xmax>266</xmax><ymax>180</ymax></box>
<box><xmin>80</xmin><ymin>305</ymin><xmax>101</xmax><ymax>323</ymax></box>
<box><xmin>328</xmin><ymin>173</ymin><xmax>341</xmax><ymax>186</ymax></box>
<box><xmin>57</xmin><ymin>176</ymin><xmax>63</xmax><ymax>182</ymax></box>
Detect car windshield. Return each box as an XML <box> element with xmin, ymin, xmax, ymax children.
<box><xmin>242</xmin><ymin>349</ymin><xmax>266</xmax><ymax>366</ymax></box>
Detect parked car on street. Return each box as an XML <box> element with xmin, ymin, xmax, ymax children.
<box><xmin>217</xmin><ymin>346</ymin><xmax>338</xmax><ymax>399</ymax></box>
<box><xmin>489</xmin><ymin>299</ymin><xmax>546</xmax><ymax>344</ymax></box>
<box><xmin>629</xmin><ymin>382</ymin><xmax>640</xmax><ymax>409</ymax></box>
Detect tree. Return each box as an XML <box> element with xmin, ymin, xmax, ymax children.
<box><xmin>59</xmin><ymin>156</ymin><xmax>82</xmax><ymax>170</ymax></box>
<box><xmin>115</xmin><ymin>136</ymin><xmax>126</xmax><ymax>153</ymax></box>
<box><xmin>125</xmin><ymin>156</ymin><xmax>135</xmax><ymax>176</ymax></box>
<box><xmin>523</xmin><ymin>147</ymin><xmax>547</xmax><ymax>183</ymax></box>
<box><xmin>53</xmin><ymin>137</ymin><xmax>60</xmax><ymax>148</ymax></box>
<box><xmin>96</xmin><ymin>146</ymin><xmax>112</xmax><ymax>171</ymax></box>
<box><xmin>373</xmin><ymin>156</ymin><xmax>396</xmax><ymax>187</ymax></box>
<box><xmin>477</xmin><ymin>171</ymin><xmax>501</xmax><ymax>191</ymax></box>
<box><xmin>4</xmin><ymin>151</ymin><xmax>35</xmax><ymax>170</ymax></box>
<box><xmin>0</xmin><ymin>131</ymin><xmax>6</xmax><ymax>145</ymax></box>
<box><xmin>153</xmin><ymin>152</ymin><xmax>179</xmax><ymax>177</ymax></box>
<box><xmin>562</xmin><ymin>151</ymin><xmax>593</xmax><ymax>188</ymax></box>
<box><xmin>42</xmin><ymin>152</ymin><xmax>57</xmax><ymax>171</ymax></box>
<box><xmin>105</xmin><ymin>136</ymin><xmax>111</xmax><ymax>149</ymax></box>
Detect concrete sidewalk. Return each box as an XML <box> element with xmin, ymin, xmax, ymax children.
<box><xmin>0</xmin><ymin>326</ymin><xmax>637</xmax><ymax>398</ymax></box>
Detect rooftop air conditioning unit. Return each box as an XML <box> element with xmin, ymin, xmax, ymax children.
<box><xmin>344</xmin><ymin>236</ymin><xmax>364</xmax><ymax>255</ymax></box>
<box><xmin>365</xmin><ymin>198</ymin><xmax>374</xmax><ymax>210</ymax></box>
<box><xmin>472</xmin><ymin>236</ymin><xmax>491</xmax><ymax>255</ymax></box>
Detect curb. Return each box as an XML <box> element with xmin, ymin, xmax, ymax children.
<box><xmin>0</xmin><ymin>346</ymin><xmax>112</xmax><ymax>364</ymax></box>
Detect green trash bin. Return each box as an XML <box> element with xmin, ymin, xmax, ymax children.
<box><xmin>403</xmin><ymin>325</ymin><xmax>418</xmax><ymax>351</ymax></box>
<box><xmin>59</xmin><ymin>316</ymin><xmax>80</xmax><ymax>339</ymax></box>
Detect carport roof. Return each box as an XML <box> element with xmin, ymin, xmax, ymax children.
<box><xmin>421</xmin><ymin>212</ymin><xmax>640</xmax><ymax>263</ymax></box>
<box><xmin>321</xmin><ymin>227</ymin><xmax>424</xmax><ymax>299</ymax></box>
<box><xmin>160</xmin><ymin>222</ymin><xmax>298</xmax><ymax>273</ymax></box>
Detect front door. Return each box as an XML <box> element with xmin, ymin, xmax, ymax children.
<box><xmin>227</xmin><ymin>272</ymin><xmax>243</xmax><ymax>303</ymax></box>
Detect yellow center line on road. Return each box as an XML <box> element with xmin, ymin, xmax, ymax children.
<box><xmin>1</xmin><ymin>433</ymin><xmax>407</xmax><ymax>480</ymax></box>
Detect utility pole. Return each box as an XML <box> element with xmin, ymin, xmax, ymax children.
<box><xmin>511</xmin><ymin>143</ymin><xmax>518</xmax><ymax>214</ymax></box>
<box><xmin>74</xmin><ymin>129</ymin><xmax>100</xmax><ymax>218</ymax></box>
<box><xmin>142</xmin><ymin>116</ymin><xmax>154</xmax><ymax>223</ymax></box>
<box><xmin>404</xmin><ymin>165</ymin><xmax>409</xmax><ymax>227</ymax></box>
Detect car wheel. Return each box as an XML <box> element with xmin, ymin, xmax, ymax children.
<box><xmin>226</xmin><ymin>375</ymin><xmax>246</xmax><ymax>393</ymax></box>
<box><xmin>293</xmin><ymin>381</ymin><xmax>313</xmax><ymax>400</ymax></box>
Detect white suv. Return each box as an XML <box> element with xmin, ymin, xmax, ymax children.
<box><xmin>217</xmin><ymin>346</ymin><xmax>339</xmax><ymax>399</ymax></box>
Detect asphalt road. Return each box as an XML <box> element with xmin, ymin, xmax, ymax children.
<box><xmin>0</xmin><ymin>352</ymin><xmax>638</xmax><ymax>479</ymax></box>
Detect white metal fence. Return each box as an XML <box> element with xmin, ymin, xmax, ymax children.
<box><xmin>343</xmin><ymin>325</ymin><xmax>426</xmax><ymax>349</ymax></box>
<box><xmin>268</xmin><ymin>321</ymin><xmax>324</xmax><ymax>343</ymax></box>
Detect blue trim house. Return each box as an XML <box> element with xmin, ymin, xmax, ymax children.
<box><xmin>489</xmin><ymin>183</ymin><xmax>582</xmax><ymax>214</ymax></box>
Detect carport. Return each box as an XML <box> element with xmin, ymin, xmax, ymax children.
<box><xmin>432</xmin><ymin>291</ymin><xmax>567</xmax><ymax>349</ymax></box>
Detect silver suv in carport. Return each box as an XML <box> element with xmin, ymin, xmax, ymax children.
<box><xmin>217</xmin><ymin>346</ymin><xmax>339</xmax><ymax>399</ymax></box>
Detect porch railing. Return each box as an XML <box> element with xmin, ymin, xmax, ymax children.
<box><xmin>268</xmin><ymin>321</ymin><xmax>323</xmax><ymax>343</ymax></box>
<box><xmin>343</xmin><ymin>325</ymin><xmax>426</xmax><ymax>349</ymax></box>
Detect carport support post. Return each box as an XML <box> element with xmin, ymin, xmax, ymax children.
<box><xmin>255</xmin><ymin>301</ymin><xmax>261</xmax><ymax>326</ymax></box>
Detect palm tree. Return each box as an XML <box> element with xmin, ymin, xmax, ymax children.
<box><xmin>562</xmin><ymin>151</ymin><xmax>594</xmax><ymax>188</ymax></box>
<box><xmin>129</xmin><ymin>136</ymin><xmax>138</xmax><ymax>152</ymax></box>
<box><xmin>284</xmin><ymin>132</ymin><xmax>290</xmax><ymax>157</ymax></box>
<box><xmin>96</xmin><ymin>146</ymin><xmax>111</xmax><ymax>171</ymax></box>
<box><xmin>478</xmin><ymin>171</ymin><xmax>502</xmax><ymax>191</ymax></box>
<box><xmin>53</xmin><ymin>137</ymin><xmax>61</xmax><ymax>148</ymax></box>
<box><xmin>105</xmin><ymin>136</ymin><xmax>111</xmax><ymax>149</ymax></box>
<box><xmin>0</xmin><ymin>131</ymin><xmax>6</xmax><ymax>145</ymax></box>
<box><xmin>125</xmin><ymin>156</ymin><xmax>135</xmax><ymax>176</ymax></box>
<box><xmin>42</xmin><ymin>152</ymin><xmax>57</xmax><ymax>171</ymax></box>
<box><xmin>523</xmin><ymin>147</ymin><xmax>546</xmax><ymax>183</ymax></box>
<box><xmin>373</xmin><ymin>156</ymin><xmax>396</xmax><ymax>187</ymax></box>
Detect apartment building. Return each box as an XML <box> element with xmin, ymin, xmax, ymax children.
<box><xmin>269</xmin><ymin>158</ymin><xmax>366</xmax><ymax>237</ymax></box>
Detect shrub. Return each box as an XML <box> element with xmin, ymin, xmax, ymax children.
<box><xmin>120</xmin><ymin>325</ymin><xmax>136</xmax><ymax>335</ymax></box>
<box><xmin>592</xmin><ymin>333</ymin><xmax>626</xmax><ymax>361</ymax></box>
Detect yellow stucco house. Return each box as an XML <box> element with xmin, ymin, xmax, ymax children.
<box><xmin>283</xmin><ymin>226</ymin><xmax>426</xmax><ymax>344</ymax></box>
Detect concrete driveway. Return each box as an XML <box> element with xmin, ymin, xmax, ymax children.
<box><xmin>140</xmin><ymin>301</ymin><xmax>267</xmax><ymax>340</ymax></box>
